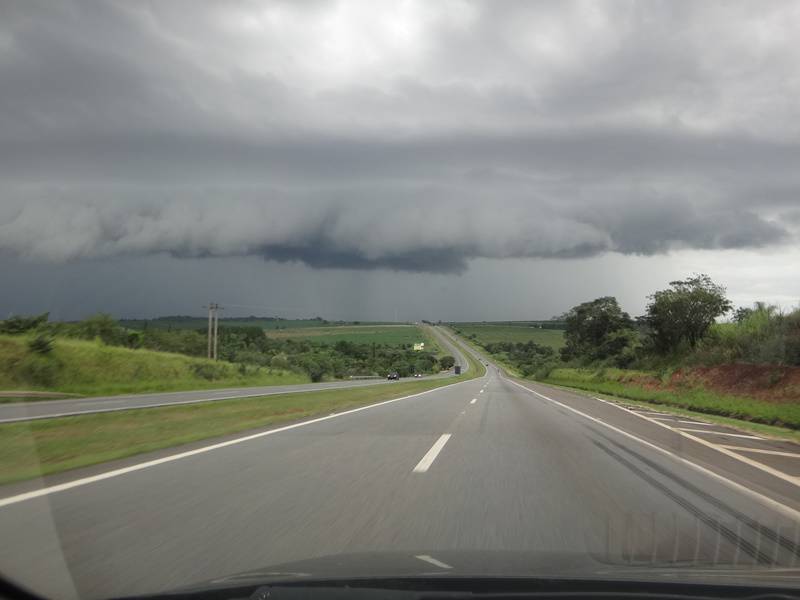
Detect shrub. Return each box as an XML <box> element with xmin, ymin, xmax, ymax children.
<box><xmin>28</xmin><ymin>334</ymin><xmax>54</xmax><ymax>355</ymax></box>
<box><xmin>190</xmin><ymin>362</ymin><xmax>228</xmax><ymax>381</ymax></box>
<box><xmin>440</xmin><ymin>355</ymin><xmax>456</xmax><ymax>370</ymax></box>
<box><xmin>0</xmin><ymin>313</ymin><xmax>49</xmax><ymax>335</ymax></box>
<box><xmin>19</xmin><ymin>355</ymin><xmax>59</xmax><ymax>387</ymax></box>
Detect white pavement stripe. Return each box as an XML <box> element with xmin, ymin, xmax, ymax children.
<box><xmin>719</xmin><ymin>445</ymin><xmax>800</xmax><ymax>458</ymax></box>
<box><xmin>479</xmin><ymin>390</ymin><xmax>484</xmax><ymax>394</ymax></box>
<box><xmin>0</xmin><ymin>379</ymin><xmax>476</xmax><ymax>509</ymax></box>
<box><xmin>508</xmin><ymin>380</ymin><xmax>800</xmax><ymax>522</ymax></box>
<box><xmin>470</xmin><ymin>398</ymin><xmax>477</xmax><ymax>404</ymax></box>
<box><xmin>588</xmin><ymin>394</ymin><xmax>800</xmax><ymax>493</ymax></box>
<box><xmin>413</xmin><ymin>434</ymin><xmax>451</xmax><ymax>473</ymax></box>
<box><xmin>677</xmin><ymin>428</ymin><xmax>763</xmax><ymax>439</ymax></box>
<box><xmin>651</xmin><ymin>417</ymin><xmax>710</xmax><ymax>425</ymax></box>
<box><xmin>415</xmin><ymin>555</ymin><xmax>453</xmax><ymax>569</ymax></box>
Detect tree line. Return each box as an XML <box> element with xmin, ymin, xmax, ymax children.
<box><xmin>468</xmin><ymin>274</ymin><xmax>800</xmax><ymax>377</ymax></box>
<box><xmin>0</xmin><ymin>314</ymin><xmax>455</xmax><ymax>382</ymax></box>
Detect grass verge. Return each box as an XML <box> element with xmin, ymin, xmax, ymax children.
<box><xmin>541</xmin><ymin>368</ymin><xmax>800</xmax><ymax>430</ymax></box>
<box><xmin>0</xmin><ymin>334</ymin><xmax>308</xmax><ymax>397</ymax></box>
<box><xmin>0</xmin><ymin>345</ymin><xmax>484</xmax><ymax>485</ymax></box>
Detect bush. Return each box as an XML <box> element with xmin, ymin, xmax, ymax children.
<box><xmin>440</xmin><ymin>355</ymin><xmax>456</xmax><ymax>370</ymax></box>
<box><xmin>28</xmin><ymin>334</ymin><xmax>54</xmax><ymax>355</ymax></box>
<box><xmin>0</xmin><ymin>313</ymin><xmax>49</xmax><ymax>334</ymax></box>
<box><xmin>190</xmin><ymin>362</ymin><xmax>228</xmax><ymax>381</ymax></box>
<box><xmin>19</xmin><ymin>355</ymin><xmax>60</xmax><ymax>387</ymax></box>
<box><xmin>269</xmin><ymin>354</ymin><xmax>291</xmax><ymax>370</ymax></box>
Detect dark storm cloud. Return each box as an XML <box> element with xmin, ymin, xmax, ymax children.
<box><xmin>0</xmin><ymin>0</ymin><xmax>798</xmax><ymax>274</ymax></box>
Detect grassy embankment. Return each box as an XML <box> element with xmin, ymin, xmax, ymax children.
<box><xmin>541</xmin><ymin>367</ymin><xmax>800</xmax><ymax>430</ymax></box>
<box><xmin>0</xmin><ymin>334</ymin><xmax>307</xmax><ymax>399</ymax></box>
<box><xmin>0</xmin><ymin>341</ymin><xmax>485</xmax><ymax>484</ymax></box>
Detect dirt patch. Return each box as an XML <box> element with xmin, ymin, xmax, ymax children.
<box><xmin>670</xmin><ymin>364</ymin><xmax>800</xmax><ymax>403</ymax></box>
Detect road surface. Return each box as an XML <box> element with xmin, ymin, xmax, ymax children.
<box><xmin>0</xmin><ymin>336</ymin><xmax>798</xmax><ymax>599</ymax></box>
<box><xmin>0</xmin><ymin>326</ymin><xmax>466</xmax><ymax>423</ymax></box>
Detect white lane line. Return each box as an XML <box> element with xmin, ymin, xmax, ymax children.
<box><xmin>0</xmin><ymin>379</ymin><xmax>477</xmax><ymax>509</ymax></box>
<box><xmin>584</xmin><ymin>396</ymin><xmax>800</xmax><ymax>492</ymax></box>
<box><xmin>719</xmin><ymin>445</ymin><xmax>800</xmax><ymax>458</ymax></box>
<box><xmin>677</xmin><ymin>428</ymin><xmax>763</xmax><ymax>440</ymax></box>
<box><xmin>415</xmin><ymin>554</ymin><xmax>453</xmax><ymax>569</ymax></box>
<box><xmin>413</xmin><ymin>434</ymin><xmax>451</xmax><ymax>473</ymax></box>
<box><xmin>506</xmin><ymin>380</ymin><xmax>800</xmax><ymax>522</ymax></box>
<box><xmin>470</xmin><ymin>398</ymin><xmax>477</xmax><ymax>404</ymax></box>
<box><xmin>479</xmin><ymin>390</ymin><xmax>484</xmax><ymax>394</ymax></box>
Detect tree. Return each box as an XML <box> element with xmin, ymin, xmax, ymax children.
<box><xmin>439</xmin><ymin>355</ymin><xmax>456</xmax><ymax>370</ymax></box>
<box><xmin>643</xmin><ymin>274</ymin><xmax>732</xmax><ymax>353</ymax></box>
<box><xmin>0</xmin><ymin>312</ymin><xmax>49</xmax><ymax>334</ymax></box>
<box><xmin>560</xmin><ymin>296</ymin><xmax>635</xmax><ymax>363</ymax></box>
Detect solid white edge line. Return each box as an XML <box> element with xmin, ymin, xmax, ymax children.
<box><xmin>413</xmin><ymin>434</ymin><xmax>451</xmax><ymax>473</ymax></box>
<box><xmin>504</xmin><ymin>379</ymin><xmax>800</xmax><ymax>522</ymax></box>
<box><xmin>414</xmin><ymin>555</ymin><xmax>453</xmax><ymax>569</ymax></box>
<box><xmin>587</xmin><ymin>396</ymin><xmax>800</xmax><ymax>489</ymax></box>
<box><xmin>0</xmin><ymin>379</ymin><xmax>475</xmax><ymax>509</ymax></box>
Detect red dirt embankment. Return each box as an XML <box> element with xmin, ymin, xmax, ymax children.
<box><xmin>671</xmin><ymin>364</ymin><xmax>800</xmax><ymax>403</ymax></box>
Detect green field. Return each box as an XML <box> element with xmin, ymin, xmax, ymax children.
<box><xmin>451</xmin><ymin>323</ymin><xmax>565</xmax><ymax>349</ymax></box>
<box><xmin>0</xmin><ymin>334</ymin><xmax>307</xmax><ymax>397</ymax></box>
<box><xmin>120</xmin><ymin>316</ymin><xmax>396</xmax><ymax>331</ymax></box>
<box><xmin>266</xmin><ymin>324</ymin><xmax>432</xmax><ymax>346</ymax></box>
<box><xmin>0</xmin><ymin>345</ymin><xmax>484</xmax><ymax>484</ymax></box>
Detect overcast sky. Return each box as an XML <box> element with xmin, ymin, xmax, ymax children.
<box><xmin>1</xmin><ymin>0</ymin><xmax>799</xmax><ymax>321</ymax></box>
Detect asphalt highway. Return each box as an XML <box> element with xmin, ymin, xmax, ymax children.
<box><xmin>0</xmin><ymin>326</ymin><xmax>467</xmax><ymax>423</ymax></box>
<box><xmin>0</xmin><ymin>335</ymin><xmax>798</xmax><ymax>599</ymax></box>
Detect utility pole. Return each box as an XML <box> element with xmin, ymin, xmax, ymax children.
<box><xmin>213</xmin><ymin>304</ymin><xmax>220</xmax><ymax>360</ymax></box>
<box><xmin>207</xmin><ymin>303</ymin><xmax>214</xmax><ymax>359</ymax></box>
<box><xmin>205</xmin><ymin>303</ymin><xmax>222</xmax><ymax>360</ymax></box>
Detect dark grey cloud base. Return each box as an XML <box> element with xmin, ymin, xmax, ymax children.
<box><xmin>0</xmin><ymin>1</ymin><xmax>798</xmax><ymax>294</ymax></box>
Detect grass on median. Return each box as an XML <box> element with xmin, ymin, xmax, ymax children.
<box><xmin>0</xmin><ymin>349</ymin><xmax>485</xmax><ymax>485</ymax></box>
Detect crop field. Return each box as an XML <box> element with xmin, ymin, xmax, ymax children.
<box><xmin>451</xmin><ymin>323</ymin><xmax>565</xmax><ymax>350</ymax></box>
<box><xmin>265</xmin><ymin>325</ymin><xmax>432</xmax><ymax>347</ymax></box>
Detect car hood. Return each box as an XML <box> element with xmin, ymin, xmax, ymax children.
<box><xmin>160</xmin><ymin>550</ymin><xmax>800</xmax><ymax>594</ymax></box>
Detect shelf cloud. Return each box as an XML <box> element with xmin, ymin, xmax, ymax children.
<box><xmin>1</xmin><ymin>1</ymin><xmax>799</xmax><ymax>314</ymax></box>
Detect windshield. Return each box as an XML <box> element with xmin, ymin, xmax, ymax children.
<box><xmin>1</xmin><ymin>2</ymin><xmax>799</xmax><ymax>599</ymax></box>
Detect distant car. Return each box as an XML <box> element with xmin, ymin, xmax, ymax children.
<box><xmin>414</xmin><ymin>373</ymin><xmax>422</xmax><ymax>378</ymax></box>
<box><xmin>387</xmin><ymin>372</ymin><xmax>399</xmax><ymax>380</ymax></box>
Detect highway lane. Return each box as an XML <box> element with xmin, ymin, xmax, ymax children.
<box><xmin>1</xmin><ymin>349</ymin><xmax>798</xmax><ymax>599</ymax></box>
<box><xmin>0</xmin><ymin>327</ymin><xmax>466</xmax><ymax>423</ymax></box>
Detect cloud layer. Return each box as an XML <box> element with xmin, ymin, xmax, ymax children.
<box><xmin>1</xmin><ymin>0</ymin><xmax>798</xmax><ymax>273</ymax></box>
